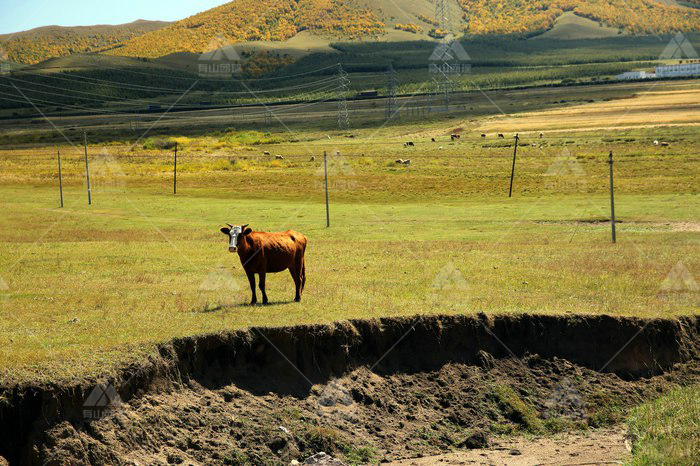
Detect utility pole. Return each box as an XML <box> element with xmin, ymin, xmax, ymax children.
<box><xmin>609</xmin><ymin>151</ymin><xmax>617</xmax><ymax>244</ymax></box>
<box><xmin>324</xmin><ymin>151</ymin><xmax>330</xmax><ymax>228</ymax></box>
<box><xmin>84</xmin><ymin>132</ymin><xmax>92</xmax><ymax>205</ymax></box>
<box><xmin>509</xmin><ymin>134</ymin><xmax>519</xmax><ymax>198</ymax></box>
<box><xmin>336</xmin><ymin>64</ymin><xmax>350</xmax><ymax>130</ymax></box>
<box><xmin>57</xmin><ymin>149</ymin><xmax>64</xmax><ymax>208</ymax></box>
<box><xmin>385</xmin><ymin>64</ymin><xmax>399</xmax><ymax>122</ymax></box>
<box><xmin>173</xmin><ymin>142</ymin><xmax>178</xmax><ymax>195</ymax></box>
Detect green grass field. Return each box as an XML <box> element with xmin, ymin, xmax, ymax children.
<box><xmin>1</xmin><ymin>106</ymin><xmax>698</xmax><ymax>384</ymax></box>
<box><xmin>627</xmin><ymin>384</ymin><xmax>700</xmax><ymax>464</ymax></box>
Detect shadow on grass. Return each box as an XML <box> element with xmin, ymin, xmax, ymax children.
<box><xmin>196</xmin><ymin>301</ymin><xmax>298</xmax><ymax>313</ymax></box>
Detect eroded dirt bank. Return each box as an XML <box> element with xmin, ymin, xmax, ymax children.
<box><xmin>2</xmin><ymin>314</ymin><xmax>700</xmax><ymax>465</ymax></box>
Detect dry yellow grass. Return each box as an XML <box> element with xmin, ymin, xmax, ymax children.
<box><xmin>478</xmin><ymin>85</ymin><xmax>700</xmax><ymax>133</ymax></box>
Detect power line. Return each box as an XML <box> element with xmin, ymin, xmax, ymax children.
<box><xmin>0</xmin><ymin>78</ymin><xmax>339</xmax><ymax>111</ymax></box>
<box><xmin>28</xmin><ymin>61</ymin><xmax>342</xmax><ymax>82</ymax></box>
<box><xmin>10</xmin><ymin>69</ymin><xmax>340</xmax><ymax>95</ymax></box>
<box><xmin>0</xmin><ymin>90</ymin><xmax>340</xmax><ymax>120</ymax></box>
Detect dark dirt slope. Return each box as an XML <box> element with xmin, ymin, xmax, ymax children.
<box><xmin>2</xmin><ymin>314</ymin><xmax>700</xmax><ymax>465</ymax></box>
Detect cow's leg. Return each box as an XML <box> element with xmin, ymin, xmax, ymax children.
<box><xmin>246</xmin><ymin>271</ymin><xmax>257</xmax><ymax>305</ymax></box>
<box><xmin>258</xmin><ymin>272</ymin><xmax>268</xmax><ymax>305</ymax></box>
<box><xmin>289</xmin><ymin>266</ymin><xmax>301</xmax><ymax>302</ymax></box>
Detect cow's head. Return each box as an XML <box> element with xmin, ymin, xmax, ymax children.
<box><xmin>220</xmin><ymin>224</ymin><xmax>252</xmax><ymax>252</ymax></box>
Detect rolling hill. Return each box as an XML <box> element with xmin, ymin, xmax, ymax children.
<box><xmin>532</xmin><ymin>12</ymin><xmax>624</xmax><ymax>40</ymax></box>
<box><xmin>105</xmin><ymin>0</ymin><xmax>386</xmax><ymax>59</ymax></box>
<box><xmin>462</xmin><ymin>0</ymin><xmax>700</xmax><ymax>36</ymax></box>
<box><xmin>0</xmin><ymin>20</ymin><xmax>169</xmax><ymax>65</ymax></box>
<box><xmin>5</xmin><ymin>0</ymin><xmax>700</xmax><ymax>67</ymax></box>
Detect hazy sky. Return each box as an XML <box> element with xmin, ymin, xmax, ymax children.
<box><xmin>0</xmin><ymin>0</ymin><xmax>231</xmax><ymax>34</ymax></box>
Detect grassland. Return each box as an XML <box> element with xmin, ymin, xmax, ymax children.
<box><xmin>627</xmin><ymin>384</ymin><xmax>700</xmax><ymax>464</ymax></box>
<box><xmin>1</xmin><ymin>83</ymin><xmax>699</xmax><ymax>385</ymax></box>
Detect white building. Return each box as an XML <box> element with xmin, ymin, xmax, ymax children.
<box><xmin>615</xmin><ymin>62</ymin><xmax>700</xmax><ymax>81</ymax></box>
<box><xmin>616</xmin><ymin>71</ymin><xmax>655</xmax><ymax>80</ymax></box>
<box><xmin>656</xmin><ymin>63</ymin><xmax>700</xmax><ymax>78</ymax></box>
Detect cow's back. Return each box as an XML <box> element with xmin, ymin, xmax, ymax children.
<box><xmin>245</xmin><ymin>230</ymin><xmax>306</xmax><ymax>273</ymax></box>
<box><xmin>286</xmin><ymin>230</ymin><xmax>307</xmax><ymax>253</ymax></box>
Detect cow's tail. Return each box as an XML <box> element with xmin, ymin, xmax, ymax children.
<box><xmin>301</xmin><ymin>259</ymin><xmax>306</xmax><ymax>291</ymax></box>
<box><xmin>300</xmin><ymin>234</ymin><xmax>307</xmax><ymax>291</ymax></box>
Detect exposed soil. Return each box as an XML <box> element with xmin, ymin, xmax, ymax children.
<box><xmin>387</xmin><ymin>426</ymin><xmax>629</xmax><ymax>465</ymax></box>
<box><xmin>2</xmin><ymin>314</ymin><xmax>700</xmax><ymax>465</ymax></box>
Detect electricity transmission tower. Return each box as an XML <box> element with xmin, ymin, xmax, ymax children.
<box><xmin>336</xmin><ymin>64</ymin><xmax>350</xmax><ymax>130</ymax></box>
<box><xmin>432</xmin><ymin>42</ymin><xmax>455</xmax><ymax>111</ymax></box>
<box><xmin>435</xmin><ymin>0</ymin><xmax>450</xmax><ymax>35</ymax></box>
<box><xmin>432</xmin><ymin>0</ymin><xmax>454</xmax><ymax>112</ymax></box>
<box><xmin>385</xmin><ymin>64</ymin><xmax>399</xmax><ymax>121</ymax></box>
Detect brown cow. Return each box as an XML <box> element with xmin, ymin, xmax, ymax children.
<box><xmin>220</xmin><ymin>224</ymin><xmax>307</xmax><ymax>305</ymax></box>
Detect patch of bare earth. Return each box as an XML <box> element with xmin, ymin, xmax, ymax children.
<box><xmin>32</xmin><ymin>359</ymin><xmax>700</xmax><ymax>465</ymax></box>
<box><xmin>4</xmin><ymin>315</ymin><xmax>700</xmax><ymax>465</ymax></box>
<box><xmin>387</xmin><ymin>426</ymin><xmax>629</xmax><ymax>465</ymax></box>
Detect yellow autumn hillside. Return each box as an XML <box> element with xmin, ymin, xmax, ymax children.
<box><xmin>461</xmin><ymin>0</ymin><xmax>700</xmax><ymax>35</ymax></box>
<box><xmin>106</xmin><ymin>0</ymin><xmax>385</xmax><ymax>58</ymax></box>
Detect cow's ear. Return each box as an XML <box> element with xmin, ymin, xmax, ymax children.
<box><xmin>220</xmin><ymin>227</ymin><xmax>231</xmax><ymax>235</ymax></box>
<box><xmin>242</xmin><ymin>228</ymin><xmax>252</xmax><ymax>235</ymax></box>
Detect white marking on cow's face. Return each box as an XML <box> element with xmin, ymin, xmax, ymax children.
<box><xmin>228</xmin><ymin>226</ymin><xmax>242</xmax><ymax>252</ymax></box>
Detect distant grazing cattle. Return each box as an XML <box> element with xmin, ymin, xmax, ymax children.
<box><xmin>395</xmin><ymin>159</ymin><xmax>405</xmax><ymax>164</ymax></box>
<box><xmin>263</xmin><ymin>151</ymin><xmax>271</xmax><ymax>156</ymax></box>
<box><xmin>275</xmin><ymin>155</ymin><xmax>284</xmax><ymax>160</ymax></box>
<box><xmin>439</xmin><ymin>146</ymin><xmax>444</xmax><ymax>150</ymax></box>
<box><xmin>451</xmin><ymin>134</ymin><xmax>461</xmax><ymax>141</ymax></box>
<box><xmin>498</xmin><ymin>134</ymin><xmax>505</xmax><ymax>139</ymax></box>
<box><xmin>660</xmin><ymin>142</ymin><xmax>670</xmax><ymax>147</ymax></box>
<box><xmin>481</xmin><ymin>134</ymin><xmax>487</xmax><ymax>138</ymax></box>
<box><xmin>653</xmin><ymin>140</ymin><xmax>659</xmax><ymax>146</ymax></box>
<box><xmin>540</xmin><ymin>132</ymin><xmax>544</xmax><ymax>138</ymax></box>
<box><xmin>310</xmin><ymin>156</ymin><xmax>316</xmax><ymax>161</ymax></box>
<box><xmin>404</xmin><ymin>142</ymin><xmax>415</xmax><ymax>147</ymax></box>
<box><xmin>403</xmin><ymin>159</ymin><xmax>411</xmax><ymax>166</ymax></box>
<box><xmin>220</xmin><ymin>224</ymin><xmax>307</xmax><ymax>304</ymax></box>
<box><xmin>532</xmin><ymin>143</ymin><xmax>538</xmax><ymax>147</ymax></box>
<box><xmin>431</xmin><ymin>138</ymin><xmax>436</xmax><ymax>142</ymax></box>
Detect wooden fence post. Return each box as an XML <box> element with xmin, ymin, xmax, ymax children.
<box><xmin>84</xmin><ymin>132</ymin><xmax>92</xmax><ymax>205</ymax></box>
<box><xmin>57</xmin><ymin>149</ymin><xmax>64</xmax><ymax>208</ymax></box>
<box><xmin>609</xmin><ymin>151</ymin><xmax>616</xmax><ymax>244</ymax></box>
<box><xmin>509</xmin><ymin>133</ymin><xmax>519</xmax><ymax>198</ymax></box>
<box><xmin>173</xmin><ymin>142</ymin><xmax>178</xmax><ymax>195</ymax></box>
<box><xmin>324</xmin><ymin>151</ymin><xmax>330</xmax><ymax>228</ymax></box>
